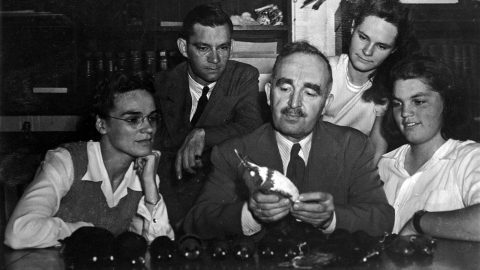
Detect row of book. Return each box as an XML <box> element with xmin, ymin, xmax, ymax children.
<box><xmin>80</xmin><ymin>40</ymin><xmax>280</xmax><ymax>84</ymax></box>
<box><xmin>83</xmin><ymin>49</ymin><xmax>184</xmax><ymax>82</ymax></box>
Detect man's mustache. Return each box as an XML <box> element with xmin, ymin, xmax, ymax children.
<box><xmin>281</xmin><ymin>107</ymin><xmax>306</xmax><ymax>117</ymax></box>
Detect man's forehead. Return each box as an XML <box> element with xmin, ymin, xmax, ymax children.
<box><xmin>189</xmin><ymin>23</ymin><xmax>231</xmax><ymax>40</ymax></box>
<box><xmin>274</xmin><ymin>53</ymin><xmax>330</xmax><ymax>82</ymax></box>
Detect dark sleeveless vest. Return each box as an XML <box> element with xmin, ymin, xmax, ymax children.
<box><xmin>55</xmin><ymin>142</ymin><xmax>142</xmax><ymax>236</ymax></box>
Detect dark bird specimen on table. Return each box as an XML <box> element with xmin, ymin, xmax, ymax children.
<box><xmin>150</xmin><ymin>235</ymin><xmax>177</xmax><ymax>262</ymax></box>
<box><xmin>209</xmin><ymin>239</ymin><xmax>230</xmax><ymax>260</ymax></box>
<box><xmin>61</xmin><ymin>227</ymin><xmax>115</xmax><ymax>269</ymax></box>
<box><xmin>178</xmin><ymin>234</ymin><xmax>203</xmax><ymax>260</ymax></box>
<box><xmin>114</xmin><ymin>231</ymin><xmax>147</xmax><ymax>267</ymax></box>
<box><xmin>257</xmin><ymin>236</ymin><xmax>279</xmax><ymax>259</ymax></box>
<box><xmin>232</xmin><ymin>238</ymin><xmax>255</xmax><ymax>261</ymax></box>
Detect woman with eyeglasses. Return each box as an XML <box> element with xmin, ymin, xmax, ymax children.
<box><xmin>5</xmin><ymin>72</ymin><xmax>174</xmax><ymax>249</ymax></box>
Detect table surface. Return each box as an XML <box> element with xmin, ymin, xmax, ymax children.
<box><xmin>3</xmin><ymin>237</ymin><xmax>480</xmax><ymax>270</ymax></box>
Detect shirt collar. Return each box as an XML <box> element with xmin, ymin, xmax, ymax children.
<box><xmin>382</xmin><ymin>144</ymin><xmax>406</xmax><ymax>160</ymax></box>
<box><xmin>275</xmin><ymin>131</ymin><xmax>313</xmax><ymax>164</ymax></box>
<box><xmin>430</xmin><ymin>139</ymin><xmax>457</xmax><ymax>161</ymax></box>
<box><xmin>345</xmin><ymin>62</ymin><xmax>373</xmax><ymax>93</ymax></box>
<box><xmin>82</xmin><ymin>142</ymin><xmax>142</xmax><ymax>206</ymax></box>
<box><xmin>382</xmin><ymin>139</ymin><xmax>457</xmax><ymax>173</ymax></box>
<box><xmin>187</xmin><ymin>73</ymin><xmax>216</xmax><ymax>95</ymax></box>
<box><xmin>383</xmin><ymin>139</ymin><xmax>457</xmax><ymax>161</ymax></box>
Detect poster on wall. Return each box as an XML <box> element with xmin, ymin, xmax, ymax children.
<box><xmin>291</xmin><ymin>0</ymin><xmax>341</xmax><ymax>57</ymax></box>
<box><xmin>400</xmin><ymin>0</ymin><xmax>458</xmax><ymax>3</ymax></box>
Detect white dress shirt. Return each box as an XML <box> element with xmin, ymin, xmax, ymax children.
<box><xmin>4</xmin><ymin>141</ymin><xmax>174</xmax><ymax>249</ymax></box>
<box><xmin>379</xmin><ymin>139</ymin><xmax>480</xmax><ymax>233</ymax></box>
<box><xmin>188</xmin><ymin>73</ymin><xmax>216</xmax><ymax>121</ymax></box>
<box><xmin>241</xmin><ymin>132</ymin><xmax>337</xmax><ymax>235</ymax></box>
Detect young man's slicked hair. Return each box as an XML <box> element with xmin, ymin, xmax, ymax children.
<box><xmin>180</xmin><ymin>4</ymin><xmax>233</xmax><ymax>41</ymax></box>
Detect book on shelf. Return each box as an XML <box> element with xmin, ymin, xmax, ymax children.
<box><xmin>33</xmin><ymin>87</ymin><xmax>68</xmax><ymax>93</ymax></box>
<box><xmin>453</xmin><ymin>44</ymin><xmax>462</xmax><ymax>75</ymax></box>
<box><xmin>159</xmin><ymin>21</ymin><xmax>182</xmax><ymax>27</ymax></box>
<box><xmin>440</xmin><ymin>43</ymin><xmax>455</xmax><ymax>68</ymax></box>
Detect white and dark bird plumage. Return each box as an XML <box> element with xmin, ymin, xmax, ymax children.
<box><xmin>234</xmin><ymin>149</ymin><xmax>299</xmax><ymax>202</ymax></box>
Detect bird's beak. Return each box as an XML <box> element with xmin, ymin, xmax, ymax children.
<box><xmin>234</xmin><ymin>149</ymin><xmax>251</xmax><ymax>169</ymax></box>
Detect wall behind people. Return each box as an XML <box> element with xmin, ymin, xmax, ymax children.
<box><xmin>2</xmin><ymin>0</ymin><xmax>478</xmax><ymax>128</ymax></box>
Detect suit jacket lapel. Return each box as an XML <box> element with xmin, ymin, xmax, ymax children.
<box><xmin>305</xmin><ymin>121</ymin><xmax>341</xmax><ymax>191</ymax></box>
<box><xmin>254</xmin><ymin>125</ymin><xmax>284</xmax><ymax>174</ymax></box>
<box><xmin>250</xmin><ymin>123</ymin><xmax>341</xmax><ymax>192</ymax></box>
<box><xmin>197</xmin><ymin>83</ymin><xmax>222</xmax><ymax>126</ymax></box>
<box><xmin>195</xmin><ymin>63</ymin><xmax>229</xmax><ymax>126</ymax></box>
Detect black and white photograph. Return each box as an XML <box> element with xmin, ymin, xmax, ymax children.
<box><xmin>1</xmin><ymin>0</ymin><xmax>480</xmax><ymax>269</ymax></box>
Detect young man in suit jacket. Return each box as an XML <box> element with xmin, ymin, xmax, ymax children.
<box><xmin>183</xmin><ymin>41</ymin><xmax>393</xmax><ymax>239</ymax></box>
<box><xmin>154</xmin><ymin>4</ymin><xmax>264</xmax><ymax>229</ymax></box>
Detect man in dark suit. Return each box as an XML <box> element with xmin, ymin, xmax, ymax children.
<box><xmin>183</xmin><ymin>41</ymin><xmax>393</xmax><ymax>239</ymax></box>
<box><xmin>154</xmin><ymin>4</ymin><xmax>264</xmax><ymax>228</ymax></box>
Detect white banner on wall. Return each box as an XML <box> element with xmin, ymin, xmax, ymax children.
<box><xmin>400</xmin><ymin>0</ymin><xmax>458</xmax><ymax>3</ymax></box>
<box><xmin>291</xmin><ymin>0</ymin><xmax>341</xmax><ymax>57</ymax></box>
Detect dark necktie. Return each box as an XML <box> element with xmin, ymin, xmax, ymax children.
<box><xmin>191</xmin><ymin>86</ymin><xmax>209</xmax><ymax>127</ymax></box>
<box><xmin>286</xmin><ymin>143</ymin><xmax>305</xmax><ymax>186</ymax></box>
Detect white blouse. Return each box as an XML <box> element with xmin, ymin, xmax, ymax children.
<box><xmin>379</xmin><ymin>139</ymin><xmax>480</xmax><ymax>233</ymax></box>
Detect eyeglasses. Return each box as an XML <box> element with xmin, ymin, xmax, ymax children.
<box><xmin>108</xmin><ymin>111</ymin><xmax>160</xmax><ymax>129</ymax></box>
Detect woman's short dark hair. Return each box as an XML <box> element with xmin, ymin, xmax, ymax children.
<box><xmin>386</xmin><ymin>56</ymin><xmax>472</xmax><ymax>141</ymax></box>
<box><xmin>93</xmin><ymin>71</ymin><xmax>155</xmax><ymax>119</ymax></box>
<box><xmin>180</xmin><ymin>4</ymin><xmax>233</xmax><ymax>41</ymax></box>
<box><xmin>351</xmin><ymin>0</ymin><xmax>419</xmax><ymax>104</ymax></box>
